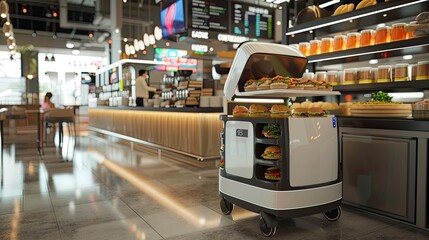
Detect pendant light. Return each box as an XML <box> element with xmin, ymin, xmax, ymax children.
<box><xmin>134</xmin><ymin>39</ymin><xmax>140</xmax><ymax>51</ymax></box>
<box><xmin>0</xmin><ymin>0</ymin><xmax>9</xmax><ymax>19</ymax></box>
<box><xmin>143</xmin><ymin>33</ymin><xmax>150</xmax><ymax>46</ymax></box>
<box><xmin>125</xmin><ymin>44</ymin><xmax>131</xmax><ymax>56</ymax></box>
<box><xmin>154</xmin><ymin>26</ymin><xmax>162</xmax><ymax>41</ymax></box>
<box><xmin>149</xmin><ymin>34</ymin><xmax>155</xmax><ymax>45</ymax></box>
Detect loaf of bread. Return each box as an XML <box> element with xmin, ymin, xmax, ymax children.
<box><xmin>332</xmin><ymin>3</ymin><xmax>355</xmax><ymax>16</ymax></box>
<box><xmin>356</xmin><ymin>0</ymin><xmax>376</xmax><ymax>10</ymax></box>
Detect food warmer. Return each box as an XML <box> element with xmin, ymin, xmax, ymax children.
<box><xmin>219</xmin><ymin>42</ymin><xmax>342</xmax><ymax>237</ymax></box>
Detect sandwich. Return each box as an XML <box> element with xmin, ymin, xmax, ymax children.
<box><xmin>244</xmin><ymin>79</ymin><xmax>257</xmax><ymax>91</ymax></box>
<box><xmin>307</xmin><ymin>107</ymin><xmax>328</xmax><ymax>117</ymax></box>
<box><xmin>270</xmin><ymin>76</ymin><xmax>290</xmax><ymax>89</ymax></box>
<box><xmin>262</xmin><ymin>124</ymin><xmax>281</xmax><ymax>139</ymax></box>
<box><xmin>261</xmin><ymin>146</ymin><xmax>281</xmax><ymax>160</ymax></box>
<box><xmin>292</xmin><ymin>108</ymin><xmax>308</xmax><ymax>117</ymax></box>
<box><xmin>288</xmin><ymin>78</ymin><xmax>305</xmax><ymax>90</ymax></box>
<box><xmin>264</xmin><ymin>167</ymin><xmax>281</xmax><ymax>181</ymax></box>
<box><xmin>248</xmin><ymin>104</ymin><xmax>270</xmax><ymax>118</ymax></box>
<box><xmin>257</xmin><ymin>77</ymin><xmax>272</xmax><ymax>90</ymax></box>
<box><xmin>316</xmin><ymin>81</ymin><xmax>333</xmax><ymax>91</ymax></box>
<box><xmin>232</xmin><ymin>105</ymin><xmax>249</xmax><ymax>117</ymax></box>
<box><xmin>270</xmin><ymin>104</ymin><xmax>289</xmax><ymax>118</ymax></box>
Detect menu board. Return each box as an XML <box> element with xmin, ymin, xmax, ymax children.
<box><xmin>232</xmin><ymin>1</ymin><xmax>274</xmax><ymax>39</ymax></box>
<box><xmin>189</xmin><ymin>0</ymin><xmax>229</xmax><ymax>32</ymax></box>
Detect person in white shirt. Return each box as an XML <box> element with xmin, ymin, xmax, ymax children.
<box><xmin>135</xmin><ymin>69</ymin><xmax>156</xmax><ymax>107</ymax></box>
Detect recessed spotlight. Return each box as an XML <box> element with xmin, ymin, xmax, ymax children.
<box><xmin>369</xmin><ymin>59</ymin><xmax>378</xmax><ymax>65</ymax></box>
<box><xmin>66</xmin><ymin>42</ymin><xmax>74</xmax><ymax>48</ymax></box>
<box><xmin>123</xmin><ymin>38</ymin><xmax>128</xmax><ymax>42</ymax></box>
<box><xmin>276</xmin><ymin>21</ymin><xmax>281</xmax><ymax>26</ymax></box>
<box><xmin>403</xmin><ymin>55</ymin><xmax>413</xmax><ymax>60</ymax></box>
<box><xmin>72</xmin><ymin>50</ymin><xmax>80</xmax><ymax>55</ymax></box>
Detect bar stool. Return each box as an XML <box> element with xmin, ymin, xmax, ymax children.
<box><xmin>44</xmin><ymin>108</ymin><xmax>75</xmax><ymax>147</ymax></box>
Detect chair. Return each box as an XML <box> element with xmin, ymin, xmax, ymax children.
<box><xmin>44</xmin><ymin>108</ymin><xmax>75</xmax><ymax>147</ymax></box>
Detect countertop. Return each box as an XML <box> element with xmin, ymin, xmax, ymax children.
<box><xmin>93</xmin><ymin>106</ymin><xmax>223</xmax><ymax>113</ymax></box>
<box><xmin>338</xmin><ymin>116</ymin><xmax>429</xmax><ymax>132</ymax></box>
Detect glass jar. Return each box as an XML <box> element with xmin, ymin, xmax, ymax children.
<box><xmin>375</xmin><ymin>26</ymin><xmax>391</xmax><ymax>44</ymax></box>
<box><xmin>343</xmin><ymin>69</ymin><xmax>357</xmax><ymax>85</ymax></box>
<box><xmin>391</xmin><ymin>23</ymin><xmax>406</xmax><ymax>41</ymax></box>
<box><xmin>416</xmin><ymin>61</ymin><xmax>429</xmax><ymax>80</ymax></box>
<box><xmin>302</xmin><ymin>72</ymin><xmax>315</xmax><ymax>81</ymax></box>
<box><xmin>327</xmin><ymin>71</ymin><xmax>339</xmax><ymax>85</ymax></box>
<box><xmin>357</xmin><ymin>67</ymin><xmax>373</xmax><ymax>84</ymax></box>
<box><xmin>377</xmin><ymin>65</ymin><xmax>392</xmax><ymax>83</ymax></box>
<box><xmin>298</xmin><ymin>42</ymin><xmax>310</xmax><ymax>56</ymax></box>
<box><xmin>346</xmin><ymin>32</ymin><xmax>360</xmax><ymax>49</ymax></box>
<box><xmin>406</xmin><ymin>21</ymin><xmax>416</xmax><ymax>39</ymax></box>
<box><xmin>394</xmin><ymin>63</ymin><xmax>409</xmax><ymax>81</ymax></box>
<box><xmin>333</xmin><ymin>35</ymin><xmax>347</xmax><ymax>52</ymax></box>
<box><xmin>309</xmin><ymin>40</ymin><xmax>321</xmax><ymax>56</ymax></box>
<box><xmin>321</xmin><ymin>38</ymin><xmax>333</xmax><ymax>54</ymax></box>
<box><xmin>360</xmin><ymin>29</ymin><xmax>375</xmax><ymax>47</ymax></box>
<box><xmin>315</xmin><ymin>71</ymin><xmax>327</xmax><ymax>82</ymax></box>
<box><xmin>410</xmin><ymin>64</ymin><xmax>417</xmax><ymax>80</ymax></box>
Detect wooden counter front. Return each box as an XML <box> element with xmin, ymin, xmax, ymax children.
<box><xmin>88</xmin><ymin>108</ymin><xmax>223</xmax><ymax>158</ymax></box>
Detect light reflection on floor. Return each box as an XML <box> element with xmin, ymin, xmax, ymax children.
<box><xmin>1</xmin><ymin>130</ymin><xmax>429</xmax><ymax>240</ymax></box>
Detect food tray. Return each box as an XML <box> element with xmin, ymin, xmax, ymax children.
<box><xmin>237</xmin><ymin>89</ymin><xmax>341</xmax><ymax>98</ymax></box>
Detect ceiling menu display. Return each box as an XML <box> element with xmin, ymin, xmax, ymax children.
<box><xmin>189</xmin><ymin>0</ymin><xmax>229</xmax><ymax>32</ymax></box>
<box><xmin>232</xmin><ymin>1</ymin><xmax>274</xmax><ymax>39</ymax></box>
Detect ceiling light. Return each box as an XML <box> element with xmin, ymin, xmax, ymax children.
<box><xmin>0</xmin><ymin>1</ymin><xmax>9</xmax><ymax>19</ymax></box>
<box><xmin>66</xmin><ymin>42</ymin><xmax>74</xmax><ymax>48</ymax></box>
<box><xmin>154</xmin><ymin>26</ymin><xmax>162</xmax><ymax>41</ymax></box>
<box><xmin>319</xmin><ymin>0</ymin><xmax>340</xmax><ymax>8</ymax></box>
<box><xmin>123</xmin><ymin>0</ymin><xmax>127</xmax><ymax>2</ymax></box>
<box><xmin>276</xmin><ymin>21</ymin><xmax>281</xmax><ymax>26</ymax></box>
<box><xmin>27</xmin><ymin>74</ymin><xmax>34</xmax><ymax>80</ymax></box>
<box><xmin>10</xmin><ymin>49</ymin><xmax>16</xmax><ymax>55</ymax></box>
<box><xmin>134</xmin><ymin>39</ymin><xmax>140</xmax><ymax>51</ymax></box>
<box><xmin>125</xmin><ymin>44</ymin><xmax>130</xmax><ymax>55</ymax></box>
<box><xmin>52</xmin><ymin>10</ymin><xmax>58</xmax><ymax>17</ymax></box>
<box><xmin>149</xmin><ymin>34</ymin><xmax>156</xmax><ymax>45</ymax></box>
<box><xmin>52</xmin><ymin>33</ymin><xmax>57</xmax><ymax>39</ymax></box>
<box><xmin>8</xmin><ymin>34</ymin><xmax>14</xmax><ymax>40</ymax></box>
<box><xmin>32</xmin><ymin>30</ymin><xmax>37</xmax><ymax>37</ymax></box>
<box><xmin>138</xmin><ymin>40</ymin><xmax>145</xmax><ymax>50</ymax></box>
<box><xmin>72</xmin><ymin>50</ymin><xmax>80</xmax><ymax>55</ymax></box>
<box><xmin>89</xmin><ymin>32</ymin><xmax>94</xmax><ymax>38</ymax></box>
<box><xmin>45</xmin><ymin>55</ymin><xmax>49</xmax><ymax>61</ymax></box>
<box><xmin>115</xmin><ymin>28</ymin><xmax>120</xmax><ymax>33</ymax></box>
<box><xmin>143</xmin><ymin>33</ymin><xmax>150</xmax><ymax>46</ymax></box>
<box><xmin>369</xmin><ymin>59</ymin><xmax>378</xmax><ymax>64</ymax></box>
<box><xmin>123</xmin><ymin>37</ymin><xmax>128</xmax><ymax>42</ymax></box>
<box><xmin>209</xmin><ymin>47</ymin><xmax>213</xmax><ymax>52</ymax></box>
<box><xmin>117</xmin><ymin>50</ymin><xmax>122</xmax><ymax>54</ymax></box>
<box><xmin>403</xmin><ymin>55</ymin><xmax>413</xmax><ymax>60</ymax></box>
<box><xmin>51</xmin><ymin>55</ymin><xmax>56</xmax><ymax>62</ymax></box>
<box><xmin>130</xmin><ymin>45</ymin><xmax>136</xmax><ymax>54</ymax></box>
<box><xmin>8</xmin><ymin>44</ymin><xmax>14</xmax><ymax>50</ymax></box>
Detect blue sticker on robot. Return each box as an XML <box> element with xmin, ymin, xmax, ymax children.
<box><xmin>332</xmin><ymin>117</ymin><xmax>337</xmax><ymax>128</ymax></box>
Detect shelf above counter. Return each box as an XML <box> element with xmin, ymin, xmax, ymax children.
<box><xmin>286</xmin><ymin>0</ymin><xmax>428</xmax><ymax>36</ymax></box>
<box><xmin>235</xmin><ymin>89</ymin><xmax>341</xmax><ymax>98</ymax></box>
<box><xmin>333</xmin><ymin>80</ymin><xmax>429</xmax><ymax>93</ymax></box>
<box><xmin>307</xmin><ymin>36</ymin><xmax>429</xmax><ymax>64</ymax></box>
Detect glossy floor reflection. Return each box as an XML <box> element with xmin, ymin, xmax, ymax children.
<box><xmin>1</xmin><ymin>131</ymin><xmax>429</xmax><ymax>240</ymax></box>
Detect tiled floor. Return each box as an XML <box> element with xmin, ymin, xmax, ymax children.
<box><xmin>1</xmin><ymin>130</ymin><xmax>429</xmax><ymax>240</ymax></box>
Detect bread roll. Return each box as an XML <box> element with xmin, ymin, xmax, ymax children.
<box><xmin>333</xmin><ymin>4</ymin><xmax>346</xmax><ymax>16</ymax></box>
<box><xmin>290</xmin><ymin>102</ymin><xmax>301</xmax><ymax>109</ymax></box>
<box><xmin>321</xmin><ymin>102</ymin><xmax>333</xmax><ymax>110</ymax></box>
<box><xmin>331</xmin><ymin>102</ymin><xmax>339</xmax><ymax>109</ymax></box>
<box><xmin>301</xmin><ymin>101</ymin><xmax>312</xmax><ymax>109</ymax></box>
<box><xmin>357</xmin><ymin>0</ymin><xmax>376</xmax><ymax>9</ymax></box>
<box><xmin>346</xmin><ymin>3</ymin><xmax>355</xmax><ymax>13</ymax></box>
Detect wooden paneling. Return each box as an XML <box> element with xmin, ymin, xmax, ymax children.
<box><xmin>89</xmin><ymin>109</ymin><xmax>223</xmax><ymax>157</ymax></box>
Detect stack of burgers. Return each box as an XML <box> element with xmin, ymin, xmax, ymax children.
<box><xmin>261</xmin><ymin>146</ymin><xmax>281</xmax><ymax>181</ymax></box>
<box><xmin>232</xmin><ymin>104</ymin><xmax>289</xmax><ymax>118</ymax></box>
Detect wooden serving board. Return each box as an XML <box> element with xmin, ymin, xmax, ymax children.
<box><xmin>351</xmin><ymin>109</ymin><xmax>412</xmax><ymax>114</ymax></box>
<box><xmin>350</xmin><ymin>104</ymin><xmax>412</xmax><ymax>110</ymax></box>
<box><xmin>351</xmin><ymin>113</ymin><xmax>411</xmax><ymax>117</ymax></box>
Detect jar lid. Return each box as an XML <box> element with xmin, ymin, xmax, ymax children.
<box><xmin>327</xmin><ymin>70</ymin><xmax>338</xmax><ymax>73</ymax></box>
<box><xmin>344</xmin><ymin>68</ymin><xmax>356</xmax><ymax>72</ymax></box>
<box><xmin>361</xmin><ymin>29</ymin><xmax>375</xmax><ymax>33</ymax></box>
<box><xmin>395</xmin><ymin>63</ymin><xmax>409</xmax><ymax>67</ymax></box>
<box><xmin>417</xmin><ymin>61</ymin><xmax>429</xmax><ymax>64</ymax></box>
<box><xmin>378</xmin><ymin>65</ymin><xmax>392</xmax><ymax>68</ymax></box>
<box><xmin>321</xmin><ymin>38</ymin><xmax>333</xmax><ymax>41</ymax></box>
<box><xmin>316</xmin><ymin>71</ymin><xmax>327</xmax><ymax>74</ymax></box>
<box><xmin>310</xmin><ymin>39</ymin><xmax>321</xmax><ymax>43</ymax></box>
<box><xmin>334</xmin><ymin>35</ymin><xmax>346</xmax><ymax>39</ymax></box>
<box><xmin>347</xmin><ymin>32</ymin><xmax>360</xmax><ymax>36</ymax></box>
<box><xmin>358</xmin><ymin>67</ymin><xmax>373</xmax><ymax>71</ymax></box>
<box><xmin>392</xmin><ymin>23</ymin><xmax>406</xmax><ymax>27</ymax></box>
<box><xmin>376</xmin><ymin>25</ymin><xmax>390</xmax><ymax>30</ymax></box>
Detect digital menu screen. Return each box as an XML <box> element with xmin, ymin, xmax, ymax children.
<box><xmin>189</xmin><ymin>0</ymin><xmax>229</xmax><ymax>32</ymax></box>
<box><xmin>232</xmin><ymin>1</ymin><xmax>274</xmax><ymax>39</ymax></box>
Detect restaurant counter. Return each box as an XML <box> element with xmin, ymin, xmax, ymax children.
<box><xmin>88</xmin><ymin>107</ymin><xmax>224</xmax><ymax>161</ymax></box>
<box><xmin>338</xmin><ymin>116</ymin><xmax>429</xmax><ymax>230</ymax></box>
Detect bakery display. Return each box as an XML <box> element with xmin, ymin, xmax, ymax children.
<box><xmin>332</xmin><ymin>3</ymin><xmax>355</xmax><ymax>16</ymax></box>
<box><xmin>350</xmin><ymin>91</ymin><xmax>412</xmax><ymax>117</ymax></box>
<box><xmin>356</xmin><ymin>0</ymin><xmax>377</xmax><ymax>10</ymax></box>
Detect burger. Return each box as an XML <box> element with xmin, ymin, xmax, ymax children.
<box><xmin>261</xmin><ymin>146</ymin><xmax>281</xmax><ymax>160</ymax></box>
<box><xmin>257</xmin><ymin>77</ymin><xmax>272</xmax><ymax>90</ymax></box>
<box><xmin>292</xmin><ymin>108</ymin><xmax>308</xmax><ymax>117</ymax></box>
<box><xmin>307</xmin><ymin>107</ymin><xmax>328</xmax><ymax>117</ymax></box>
<box><xmin>262</xmin><ymin>124</ymin><xmax>280</xmax><ymax>139</ymax></box>
<box><xmin>232</xmin><ymin>105</ymin><xmax>249</xmax><ymax>117</ymax></box>
<box><xmin>317</xmin><ymin>81</ymin><xmax>333</xmax><ymax>91</ymax></box>
<box><xmin>244</xmin><ymin>79</ymin><xmax>257</xmax><ymax>91</ymax></box>
<box><xmin>270</xmin><ymin>104</ymin><xmax>289</xmax><ymax>118</ymax></box>
<box><xmin>248</xmin><ymin>104</ymin><xmax>270</xmax><ymax>118</ymax></box>
<box><xmin>270</xmin><ymin>76</ymin><xmax>290</xmax><ymax>89</ymax></box>
<box><xmin>288</xmin><ymin>78</ymin><xmax>305</xmax><ymax>90</ymax></box>
<box><xmin>264</xmin><ymin>167</ymin><xmax>281</xmax><ymax>181</ymax></box>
